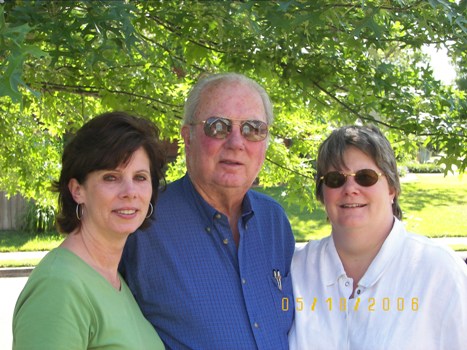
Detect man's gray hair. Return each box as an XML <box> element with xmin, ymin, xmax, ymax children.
<box><xmin>183</xmin><ymin>72</ymin><xmax>274</xmax><ymax>126</ymax></box>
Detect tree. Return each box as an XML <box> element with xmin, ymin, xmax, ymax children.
<box><xmin>1</xmin><ymin>0</ymin><xmax>466</xmax><ymax>209</ymax></box>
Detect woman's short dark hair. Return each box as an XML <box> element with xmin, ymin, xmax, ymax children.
<box><xmin>315</xmin><ymin>124</ymin><xmax>402</xmax><ymax>219</ymax></box>
<box><xmin>53</xmin><ymin>111</ymin><xmax>166</xmax><ymax>233</ymax></box>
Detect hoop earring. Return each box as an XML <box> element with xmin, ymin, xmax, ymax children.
<box><xmin>76</xmin><ymin>203</ymin><xmax>83</xmax><ymax>221</ymax></box>
<box><xmin>146</xmin><ymin>202</ymin><xmax>154</xmax><ymax>219</ymax></box>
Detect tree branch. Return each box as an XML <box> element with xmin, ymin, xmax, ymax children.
<box><xmin>38</xmin><ymin>82</ymin><xmax>181</xmax><ymax>108</ymax></box>
<box><xmin>265</xmin><ymin>156</ymin><xmax>315</xmax><ymax>180</ymax></box>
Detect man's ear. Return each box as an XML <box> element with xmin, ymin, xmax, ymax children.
<box><xmin>181</xmin><ymin>125</ymin><xmax>191</xmax><ymax>150</ymax></box>
<box><xmin>68</xmin><ymin>178</ymin><xmax>83</xmax><ymax>203</ymax></box>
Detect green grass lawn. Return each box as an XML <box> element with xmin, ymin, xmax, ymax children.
<box><xmin>0</xmin><ymin>173</ymin><xmax>466</xmax><ymax>267</ymax></box>
<box><xmin>0</xmin><ymin>258</ymin><xmax>43</xmax><ymax>268</ymax></box>
<box><xmin>399</xmin><ymin>174</ymin><xmax>467</xmax><ymax>238</ymax></box>
<box><xmin>0</xmin><ymin>231</ymin><xmax>63</xmax><ymax>253</ymax></box>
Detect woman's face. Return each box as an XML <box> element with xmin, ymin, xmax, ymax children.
<box><xmin>322</xmin><ymin>146</ymin><xmax>395</xmax><ymax>235</ymax></box>
<box><xmin>69</xmin><ymin>147</ymin><xmax>152</xmax><ymax>239</ymax></box>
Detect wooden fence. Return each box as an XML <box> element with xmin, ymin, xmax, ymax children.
<box><xmin>0</xmin><ymin>191</ymin><xmax>28</xmax><ymax>230</ymax></box>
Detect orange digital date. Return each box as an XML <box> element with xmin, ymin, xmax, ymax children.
<box><xmin>282</xmin><ymin>297</ymin><xmax>419</xmax><ymax>312</ymax></box>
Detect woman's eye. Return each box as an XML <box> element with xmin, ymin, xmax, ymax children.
<box><xmin>103</xmin><ymin>174</ymin><xmax>117</xmax><ymax>181</ymax></box>
<box><xmin>135</xmin><ymin>174</ymin><xmax>148</xmax><ymax>181</ymax></box>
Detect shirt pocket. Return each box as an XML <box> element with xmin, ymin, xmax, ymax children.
<box><xmin>268</xmin><ymin>271</ymin><xmax>294</xmax><ymax>331</ymax></box>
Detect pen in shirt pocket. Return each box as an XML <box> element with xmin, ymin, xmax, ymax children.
<box><xmin>273</xmin><ymin>269</ymin><xmax>282</xmax><ymax>291</ymax></box>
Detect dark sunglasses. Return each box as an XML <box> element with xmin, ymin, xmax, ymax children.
<box><xmin>320</xmin><ymin>169</ymin><xmax>383</xmax><ymax>188</ymax></box>
<box><xmin>191</xmin><ymin>117</ymin><xmax>268</xmax><ymax>142</ymax></box>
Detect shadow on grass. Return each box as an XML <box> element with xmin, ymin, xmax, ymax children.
<box><xmin>401</xmin><ymin>183</ymin><xmax>467</xmax><ymax>211</ymax></box>
<box><xmin>0</xmin><ymin>230</ymin><xmax>63</xmax><ymax>252</ymax></box>
<box><xmin>253</xmin><ymin>186</ymin><xmax>330</xmax><ymax>242</ymax></box>
<box><xmin>288</xmin><ymin>210</ymin><xmax>330</xmax><ymax>242</ymax></box>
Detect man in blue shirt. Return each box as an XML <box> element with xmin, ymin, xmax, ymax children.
<box><xmin>120</xmin><ymin>73</ymin><xmax>295</xmax><ymax>349</ymax></box>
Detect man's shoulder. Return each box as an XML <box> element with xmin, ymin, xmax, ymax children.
<box><xmin>156</xmin><ymin>177</ymin><xmax>187</xmax><ymax>205</ymax></box>
<box><xmin>248</xmin><ymin>188</ymin><xmax>281</xmax><ymax>205</ymax></box>
<box><xmin>247</xmin><ymin>188</ymin><xmax>287</xmax><ymax>213</ymax></box>
<box><xmin>159</xmin><ymin>177</ymin><xmax>184</xmax><ymax>193</ymax></box>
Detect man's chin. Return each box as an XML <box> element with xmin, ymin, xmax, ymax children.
<box><xmin>216</xmin><ymin>177</ymin><xmax>250</xmax><ymax>190</ymax></box>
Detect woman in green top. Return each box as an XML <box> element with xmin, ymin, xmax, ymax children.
<box><xmin>13</xmin><ymin>111</ymin><xmax>166</xmax><ymax>349</ymax></box>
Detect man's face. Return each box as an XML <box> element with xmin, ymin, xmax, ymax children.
<box><xmin>182</xmin><ymin>81</ymin><xmax>268</xmax><ymax>196</ymax></box>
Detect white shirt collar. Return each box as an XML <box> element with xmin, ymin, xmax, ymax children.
<box><xmin>323</xmin><ymin>218</ymin><xmax>406</xmax><ymax>288</ymax></box>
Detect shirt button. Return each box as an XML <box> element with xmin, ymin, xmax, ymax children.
<box><xmin>345</xmin><ymin>281</ymin><xmax>350</xmax><ymax>287</ymax></box>
<box><xmin>215</xmin><ymin>213</ymin><xmax>222</xmax><ymax>219</ymax></box>
<box><xmin>242</xmin><ymin>278</ymin><xmax>246</xmax><ymax>284</ymax></box>
<box><xmin>357</xmin><ymin>289</ymin><xmax>361</xmax><ymax>295</ymax></box>
<box><xmin>223</xmin><ymin>238</ymin><xmax>229</xmax><ymax>245</ymax></box>
<box><xmin>205</xmin><ymin>227</ymin><xmax>211</xmax><ymax>233</ymax></box>
<box><xmin>254</xmin><ymin>322</ymin><xmax>259</xmax><ymax>328</ymax></box>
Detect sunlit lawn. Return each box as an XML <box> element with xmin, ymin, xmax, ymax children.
<box><xmin>0</xmin><ymin>258</ymin><xmax>42</xmax><ymax>267</ymax></box>
<box><xmin>0</xmin><ymin>231</ymin><xmax>63</xmax><ymax>253</ymax></box>
<box><xmin>399</xmin><ymin>174</ymin><xmax>467</xmax><ymax>238</ymax></box>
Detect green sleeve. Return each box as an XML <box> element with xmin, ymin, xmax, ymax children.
<box><xmin>13</xmin><ymin>272</ymin><xmax>95</xmax><ymax>350</ymax></box>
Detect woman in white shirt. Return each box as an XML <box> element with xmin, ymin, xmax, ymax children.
<box><xmin>289</xmin><ymin>125</ymin><xmax>467</xmax><ymax>350</ymax></box>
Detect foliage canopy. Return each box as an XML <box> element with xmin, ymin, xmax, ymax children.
<box><xmin>1</xmin><ymin>0</ymin><xmax>466</xmax><ymax>210</ymax></box>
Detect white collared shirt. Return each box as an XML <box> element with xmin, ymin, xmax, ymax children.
<box><xmin>289</xmin><ymin>218</ymin><xmax>467</xmax><ymax>350</ymax></box>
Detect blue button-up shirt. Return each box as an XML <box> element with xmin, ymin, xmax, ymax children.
<box><xmin>120</xmin><ymin>175</ymin><xmax>295</xmax><ymax>350</ymax></box>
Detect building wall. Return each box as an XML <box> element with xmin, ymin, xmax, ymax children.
<box><xmin>0</xmin><ymin>192</ymin><xmax>28</xmax><ymax>230</ymax></box>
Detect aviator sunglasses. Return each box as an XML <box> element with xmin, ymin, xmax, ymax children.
<box><xmin>320</xmin><ymin>169</ymin><xmax>383</xmax><ymax>188</ymax></box>
<box><xmin>191</xmin><ymin>117</ymin><xmax>268</xmax><ymax>142</ymax></box>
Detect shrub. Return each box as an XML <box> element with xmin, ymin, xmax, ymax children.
<box><xmin>398</xmin><ymin>165</ymin><xmax>409</xmax><ymax>177</ymax></box>
<box><xmin>403</xmin><ymin>162</ymin><xmax>443</xmax><ymax>173</ymax></box>
<box><xmin>21</xmin><ymin>201</ymin><xmax>56</xmax><ymax>233</ymax></box>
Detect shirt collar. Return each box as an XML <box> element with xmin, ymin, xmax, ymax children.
<box><xmin>182</xmin><ymin>174</ymin><xmax>217</xmax><ymax>219</ymax></box>
<box><xmin>182</xmin><ymin>174</ymin><xmax>255</xmax><ymax>224</ymax></box>
<box><xmin>241</xmin><ymin>191</ymin><xmax>255</xmax><ymax>223</ymax></box>
<box><xmin>322</xmin><ymin>218</ymin><xmax>405</xmax><ymax>287</ymax></box>
<box><xmin>358</xmin><ymin>218</ymin><xmax>405</xmax><ymax>288</ymax></box>
<box><xmin>322</xmin><ymin>237</ymin><xmax>347</xmax><ymax>286</ymax></box>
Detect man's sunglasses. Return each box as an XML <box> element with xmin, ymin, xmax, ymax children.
<box><xmin>319</xmin><ymin>169</ymin><xmax>383</xmax><ymax>188</ymax></box>
<box><xmin>191</xmin><ymin>117</ymin><xmax>268</xmax><ymax>142</ymax></box>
